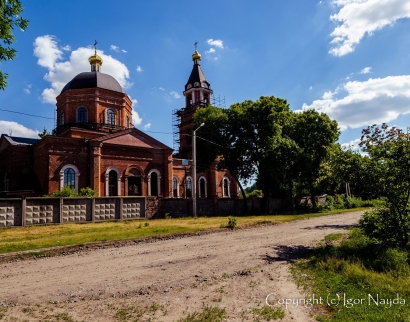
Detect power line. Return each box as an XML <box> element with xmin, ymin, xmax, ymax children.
<box><xmin>0</xmin><ymin>108</ymin><xmax>54</xmax><ymax>120</ymax></box>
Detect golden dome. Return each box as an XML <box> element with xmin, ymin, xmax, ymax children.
<box><xmin>89</xmin><ymin>52</ymin><xmax>103</xmax><ymax>65</ymax></box>
<box><xmin>192</xmin><ymin>49</ymin><xmax>201</xmax><ymax>61</ymax></box>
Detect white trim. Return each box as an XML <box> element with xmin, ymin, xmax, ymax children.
<box><xmin>198</xmin><ymin>176</ymin><xmax>207</xmax><ymax>198</ymax></box>
<box><xmin>60</xmin><ymin>164</ymin><xmax>80</xmax><ymax>193</ymax></box>
<box><xmin>105</xmin><ymin>167</ymin><xmax>122</xmax><ymax>196</ymax></box>
<box><xmin>222</xmin><ymin>177</ymin><xmax>230</xmax><ymax>197</ymax></box>
<box><xmin>148</xmin><ymin>169</ymin><xmax>161</xmax><ymax>196</ymax></box>
<box><xmin>172</xmin><ymin>176</ymin><xmax>179</xmax><ymax>198</ymax></box>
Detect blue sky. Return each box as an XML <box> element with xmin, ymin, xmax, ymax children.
<box><xmin>1</xmin><ymin>0</ymin><xmax>410</xmax><ymax>150</ymax></box>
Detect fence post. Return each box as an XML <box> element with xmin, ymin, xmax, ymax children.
<box><xmin>119</xmin><ymin>197</ymin><xmax>123</xmax><ymax>220</ymax></box>
<box><xmin>91</xmin><ymin>198</ymin><xmax>95</xmax><ymax>222</ymax></box>
<box><xmin>59</xmin><ymin>198</ymin><xmax>63</xmax><ymax>224</ymax></box>
<box><xmin>21</xmin><ymin>198</ymin><xmax>26</xmax><ymax>227</ymax></box>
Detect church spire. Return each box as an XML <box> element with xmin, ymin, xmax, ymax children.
<box><xmin>88</xmin><ymin>40</ymin><xmax>103</xmax><ymax>72</ymax></box>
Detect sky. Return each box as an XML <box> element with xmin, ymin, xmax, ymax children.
<box><xmin>1</xmin><ymin>0</ymin><xmax>410</xmax><ymax>151</ymax></box>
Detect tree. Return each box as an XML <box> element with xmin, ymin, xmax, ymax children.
<box><xmin>291</xmin><ymin>110</ymin><xmax>339</xmax><ymax>208</ymax></box>
<box><xmin>0</xmin><ymin>0</ymin><xmax>29</xmax><ymax>90</ymax></box>
<box><xmin>359</xmin><ymin>124</ymin><xmax>410</xmax><ymax>248</ymax></box>
<box><xmin>38</xmin><ymin>127</ymin><xmax>51</xmax><ymax>138</ymax></box>
<box><xmin>194</xmin><ymin>96</ymin><xmax>292</xmax><ymax>211</ymax></box>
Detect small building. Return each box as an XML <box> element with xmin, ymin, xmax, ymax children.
<box><xmin>0</xmin><ymin>48</ymin><xmax>237</xmax><ymax>199</ymax></box>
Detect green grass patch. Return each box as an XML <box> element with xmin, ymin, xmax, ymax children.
<box><xmin>0</xmin><ymin>208</ymin><xmax>366</xmax><ymax>255</ymax></box>
<box><xmin>253</xmin><ymin>306</ymin><xmax>285</xmax><ymax>320</ymax></box>
<box><xmin>292</xmin><ymin>229</ymin><xmax>410</xmax><ymax>321</ymax></box>
<box><xmin>177</xmin><ymin>305</ymin><xmax>226</xmax><ymax>322</ymax></box>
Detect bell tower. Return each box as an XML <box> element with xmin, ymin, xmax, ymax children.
<box><xmin>175</xmin><ymin>47</ymin><xmax>213</xmax><ymax>158</ymax></box>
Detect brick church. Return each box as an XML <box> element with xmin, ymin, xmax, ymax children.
<box><xmin>0</xmin><ymin>48</ymin><xmax>237</xmax><ymax>199</ymax></box>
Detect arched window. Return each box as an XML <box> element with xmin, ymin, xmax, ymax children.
<box><xmin>106</xmin><ymin>108</ymin><xmax>116</xmax><ymax>126</ymax></box>
<box><xmin>222</xmin><ymin>177</ymin><xmax>230</xmax><ymax>197</ymax></box>
<box><xmin>199</xmin><ymin>177</ymin><xmax>207</xmax><ymax>198</ymax></box>
<box><xmin>60</xmin><ymin>111</ymin><xmax>64</xmax><ymax>126</ymax></box>
<box><xmin>64</xmin><ymin>168</ymin><xmax>75</xmax><ymax>189</ymax></box>
<box><xmin>172</xmin><ymin>177</ymin><xmax>179</xmax><ymax>198</ymax></box>
<box><xmin>148</xmin><ymin>169</ymin><xmax>161</xmax><ymax>197</ymax></box>
<box><xmin>105</xmin><ymin>167</ymin><xmax>121</xmax><ymax>196</ymax></box>
<box><xmin>76</xmin><ymin>107</ymin><xmax>88</xmax><ymax>123</ymax></box>
<box><xmin>126</xmin><ymin>114</ymin><xmax>130</xmax><ymax>128</ymax></box>
<box><xmin>59</xmin><ymin>165</ymin><xmax>80</xmax><ymax>193</ymax></box>
<box><xmin>186</xmin><ymin>177</ymin><xmax>192</xmax><ymax>198</ymax></box>
<box><xmin>4</xmin><ymin>173</ymin><xmax>9</xmax><ymax>191</ymax></box>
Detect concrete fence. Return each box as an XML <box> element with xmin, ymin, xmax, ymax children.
<box><xmin>0</xmin><ymin>195</ymin><xmax>327</xmax><ymax>227</ymax></box>
<box><xmin>0</xmin><ymin>196</ymin><xmax>159</xmax><ymax>228</ymax></box>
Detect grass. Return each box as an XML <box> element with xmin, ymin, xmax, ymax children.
<box><xmin>0</xmin><ymin>208</ymin><xmax>367</xmax><ymax>255</ymax></box>
<box><xmin>292</xmin><ymin>229</ymin><xmax>410</xmax><ymax>322</ymax></box>
<box><xmin>177</xmin><ymin>305</ymin><xmax>226</xmax><ymax>322</ymax></box>
<box><xmin>253</xmin><ymin>306</ymin><xmax>285</xmax><ymax>321</ymax></box>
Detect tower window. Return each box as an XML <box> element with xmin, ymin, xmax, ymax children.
<box><xmin>60</xmin><ymin>111</ymin><xmax>64</xmax><ymax>126</ymax></box>
<box><xmin>223</xmin><ymin>177</ymin><xmax>230</xmax><ymax>197</ymax></box>
<box><xmin>126</xmin><ymin>114</ymin><xmax>130</xmax><ymax>128</ymax></box>
<box><xmin>76</xmin><ymin>107</ymin><xmax>88</xmax><ymax>123</ymax></box>
<box><xmin>106</xmin><ymin>108</ymin><xmax>116</xmax><ymax>126</ymax></box>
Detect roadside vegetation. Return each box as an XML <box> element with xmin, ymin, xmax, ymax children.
<box><xmin>292</xmin><ymin>229</ymin><xmax>410</xmax><ymax>321</ymax></box>
<box><xmin>0</xmin><ymin>208</ymin><xmax>366</xmax><ymax>255</ymax></box>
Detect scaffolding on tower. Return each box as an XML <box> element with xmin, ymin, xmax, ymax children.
<box><xmin>172</xmin><ymin>108</ymin><xmax>182</xmax><ymax>152</ymax></box>
<box><xmin>211</xmin><ymin>94</ymin><xmax>226</xmax><ymax>108</ymax></box>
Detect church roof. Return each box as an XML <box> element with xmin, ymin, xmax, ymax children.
<box><xmin>61</xmin><ymin>72</ymin><xmax>125</xmax><ymax>94</ymax></box>
<box><xmin>1</xmin><ymin>134</ymin><xmax>39</xmax><ymax>146</ymax></box>
<box><xmin>186</xmin><ymin>64</ymin><xmax>208</xmax><ymax>88</ymax></box>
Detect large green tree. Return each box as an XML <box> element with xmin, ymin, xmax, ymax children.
<box><xmin>194</xmin><ymin>96</ymin><xmax>292</xmax><ymax>211</ymax></box>
<box><xmin>359</xmin><ymin>124</ymin><xmax>410</xmax><ymax>248</ymax></box>
<box><xmin>291</xmin><ymin>110</ymin><xmax>339</xmax><ymax>208</ymax></box>
<box><xmin>0</xmin><ymin>0</ymin><xmax>28</xmax><ymax>90</ymax></box>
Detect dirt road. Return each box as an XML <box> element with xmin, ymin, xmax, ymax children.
<box><xmin>0</xmin><ymin>211</ymin><xmax>363</xmax><ymax>321</ymax></box>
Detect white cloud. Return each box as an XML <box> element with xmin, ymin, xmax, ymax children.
<box><xmin>159</xmin><ymin>87</ymin><xmax>165</xmax><ymax>91</ymax></box>
<box><xmin>206</xmin><ymin>39</ymin><xmax>224</xmax><ymax>49</ymax></box>
<box><xmin>136</xmin><ymin>66</ymin><xmax>142</xmax><ymax>72</ymax></box>
<box><xmin>329</xmin><ymin>0</ymin><xmax>410</xmax><ymax>56</ymax></box>
<box><xmin>341</xmin><ymin>138</ymin><xmax>361</xmax><ymax>151</ymax></box>
<box><xmin>34</xmin><ymin>35</ymin><xmax>131</xmax><ymax>104</ymax></box>
<box><xmin>360</xmin><ymin>67</ymin><xmax>372</xmax><ymax>74</ymax></box>
<box><xmin>132</xmin><ymin>109</ymin><xmax>142</xmax><ymax>126</ymax></box>
<box><xmin>143</xmin><ymin>123</ymin><xmax>151</xmax><ymax>130</ymax></box>
<box><xmin>111</xmin><ymin>45</ymin><xmax>127</xmax><ymax>53</ymax></box>
<box><xmin>309</xmin><ymin>86</ymin><xmax>313</xmax><ymax>90</ymax></box>
<box><xmin>0</xmin><ymin>121</ymin><xmax>39</xmax><ymax>138</ymax></box>
<box><xmin>23</xmin><ymin>84</ymin><xmax>32</xmax><ymax>94</ymax></box>
<box><xmin>205</xmin><ymin>48</ymin><xmax>215</xmax><ymax>54</ymax></box>
<box><xmin>300</xmin><ymin>75</ymin><xmax>410</xmax><ymax>130</ymax></box>
<box><xmin>170</xmin><ymin>91</ymin><xmax>181</xmax><ymax>99</ymax></box>
<box><xmin>62</xmin><ymin>45</ymin><xmax>71</xmax><ymax>51</ymax></box>
<box><xmin>33</xmin><ymin>35</ymin><xmax>63</xmax><ymax>69</ymax></box>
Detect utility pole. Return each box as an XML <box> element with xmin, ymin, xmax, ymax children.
<box><xmin>192</xmin><ymin>123</ymin><xmax>205</xmax><ymax>217</ymax></box>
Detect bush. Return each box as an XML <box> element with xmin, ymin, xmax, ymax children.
<box><xmin>78</xmin><ymin>187</ymin><xmax>96</xmax><ymax>197</ymax></box>
<box><xmin>46</xmin><ymin>186</ymin><xmax>96</xmax><ymax>198</ymax></box>
<box><xmin>227</xmin><ymin>216</ymin><xmax>237</xmax><ymax>229</ymax></box>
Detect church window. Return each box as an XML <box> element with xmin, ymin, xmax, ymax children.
<box><xmin>222</xmin><ymin>177</ymin><xmax>230</xmax><ymax>197</ymax></box>
<box><xmin>148</xmin><ymin>169</ymin><xmax>161</xmax><ymax>196</ymax></box>
<box><xmin>76</xmin><ymin>107</ymin><xmax>88</xmax><ymax>123</ymax></box>
<box><xmin>199</xmin><ymin>177</ymin><xmax>207</xmax><ymax>198</ymax></box>
<box><xmin>60</xmin><ymin>164</ymin><xmax>80</xmax><ymax>193</ymax></box>
<box><xmin>106</xmin><ymin>108</ymin><xmax>116</xmax><ymax>125</ymax></box>
<box><xmin>172</xmin><ymin>177</ymin><xmax>178</xmax><ymax>197</ymax></box>
<box><xmin>60</xmin><ymin>111</ymin><xmax>64</xmax><ymax>125</ymax></box>
<box><xmin>186</xmin><ymin>177</ymin><xmax>192</xmax><ymax>198</ymax></box>
<box><xmin>126</xmin><ymin>114</ymin><xmax>130</xmax><ymax>128</ymax></box>
<box><xmin>64</xmin><ymin>168</ymin><xmax>75</xmax><ymax>189</ymax></box>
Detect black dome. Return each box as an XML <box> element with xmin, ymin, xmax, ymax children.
<box><xmin>61</xmin><ymin>72</ymin><xmax>125</xmax><ymax>94</ymax></box>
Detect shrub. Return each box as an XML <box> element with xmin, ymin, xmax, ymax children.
<box><xmin>47</xmin><ymin>185</ymin><xmax>77</xmax><ymax>197</ymax></box>
<box><xmin>227</xmin><ymin>216</ymin><xmax>237</xmax><ymax>229</ymax></box>
<box><xmin>78</xmin><ymin>187</ymin><xmax>96</xmax><ymax>197</ymax></box>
